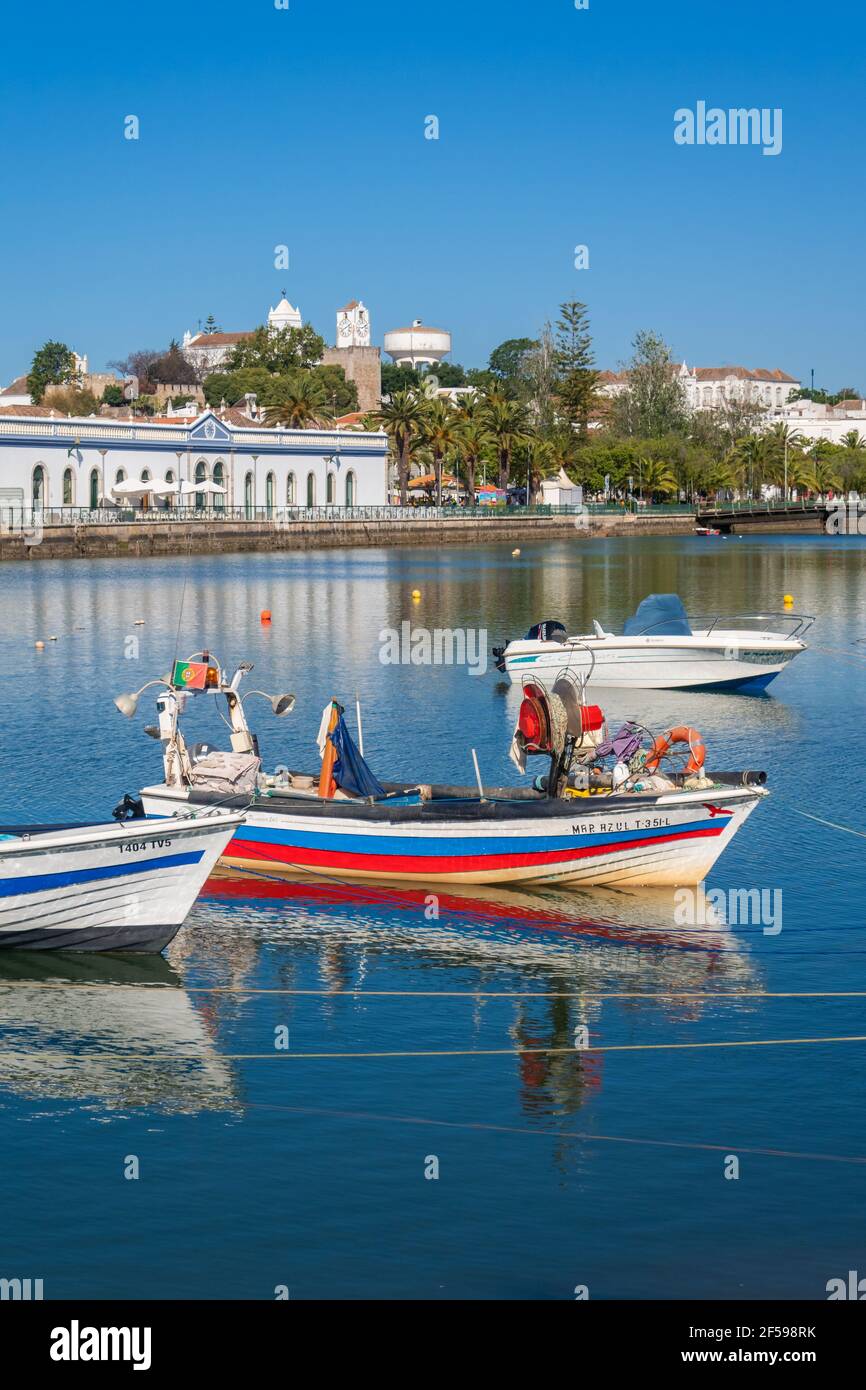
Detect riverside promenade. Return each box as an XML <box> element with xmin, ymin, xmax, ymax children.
<box><xmin>0</xmin><ymin>505</ymin><xmax>697</xmax><ymax>561</ymax></box>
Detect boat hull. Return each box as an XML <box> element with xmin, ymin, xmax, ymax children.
<box><xmin>0</xmin><ymin>812</ymin><xmax>242</xmax><ymax>950</ymax></box>
<box><xmin>140</xmin><ymin>786</ymin><xmax>764</xmax><ymax>889</ymax></box>
<box><xmin>501</xmin><ymin>632</ymin><xmax>804</xmax><ymax>690</ymax></box>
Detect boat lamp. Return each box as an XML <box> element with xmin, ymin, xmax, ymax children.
<box><xmin>243</xmin><ymin>690</ymin><xmax>296</xmax><ymax>717</ymax></box>
<box><xmin>114</xmin><ymin>678</ymin><xmax>171</xmax><ymax>718</ymax></box>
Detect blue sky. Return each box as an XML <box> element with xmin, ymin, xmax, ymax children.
<box><xmin>0</xmin><ymin>0</ymin><xmax>862</xmax><ymax>390</ymax></box>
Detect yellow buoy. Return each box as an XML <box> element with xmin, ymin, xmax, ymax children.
<box><xmin>34</xmin><ymin>641</ymin><xmax>45</xmax><ymax>650</ymax></box>
<box><xmin>411</xmin><ymin>589</ymin><xmax>421</xmax><ymax>600</ymax></box>
<box><xmin>512</xmin><ymin>548</ymin><xmax>521</xmax><ymax>557</ymax></box>
<box><xmin>783</xmin><ymin>593</ymin><xmax>794</xmax><ymax>606</ymax></box>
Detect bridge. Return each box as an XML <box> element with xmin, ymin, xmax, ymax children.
<box><xmin>695</xmin><ymin>499</ymin><xmax>830</xmax><ymax>533</ymax></box>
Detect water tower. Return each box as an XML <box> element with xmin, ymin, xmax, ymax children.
<box><xmin>383</xmin><ymin>318</ymin><xmax>451</xmax><ymax>369</ymax></box>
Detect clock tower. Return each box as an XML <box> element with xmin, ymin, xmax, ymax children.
<box><xmin>336</xmin><ymin>299</ymin><xmax>371</xmax><ymax>348</ymax></box>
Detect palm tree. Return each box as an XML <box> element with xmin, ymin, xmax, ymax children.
<box><xmin>638</xmin><ymin>457</ymin><xmax>678</xmax><ymax>501</ymax></box>
<box><xmin>481</xmin><ymin>393</ymin><xmax>532</xmax><ymax>491</ymax></box>
<box><xmin>264</xmin><ymin>374</ymin><xmax>333</xmax><ymax>429</ymax></box>
<box><xmin>420</xmin><ymin>398</ymin><xmax>460</xmax><ymax>505</ymax></box>
<box><xmin>841</xmin><ymin>430</ymin><xmax>866</xmax><ymax>451</ymax></box>
<box><xmin>732</xmin><ymin>434</ymin><xmax>773</xmax><ymax>499</ymax></box>
<box><xmin>765</xmin><ymin>422</ymin><xmax>805</xmax><ymax>500</ymax></box>
<box><xmin>371</xmin><ymin>389</ymin><xmax>427</xmax><ymax>504</ymax></box>
<box><xmin>802</xmin><ymin>456</ymin><xmax>843</xmax><ymax>498</ymax></box>
<box><xmin>455</xmin><ymin>416</ymin><xmax>489</xmax><ymax>503</ymax></box>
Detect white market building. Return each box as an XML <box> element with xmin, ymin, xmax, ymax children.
<box><xmin>0</xmin><ymin>409</ymin><xmax>390</xmax><ymax>515</ymax></box>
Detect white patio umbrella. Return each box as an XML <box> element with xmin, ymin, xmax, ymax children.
<box><xmin>191</xmin><ymin>481</ymin><xmax>227</xmax><ymax>495</ymax></box>
<box><xmin>151</xmin><ymin>480</ymin><xmax>197</xmax><ymax>499</ymax></box>
<box><xmin>111</xmin><ymin>479</ymin><xmax>153</xmax><ymax>499</ymax></box>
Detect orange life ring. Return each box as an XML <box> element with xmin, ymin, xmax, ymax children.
<box><xmin>645</xmin><ymin>726</ymin><xmax>706</xmax><ymax>777</ymax></box>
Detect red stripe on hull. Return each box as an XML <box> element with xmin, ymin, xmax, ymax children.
<box><xmin>226</xmin><ymin>825</ymin><xmax>724</xmax><ymax>876</ymax></box>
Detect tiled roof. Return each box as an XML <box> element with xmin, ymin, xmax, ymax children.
<box><xmin>0</xmin><ymin>374</ymin><xmax>30</xmax><ymax>397</ymax></box>
<box><xmin>693</xmin><ymin>366</ymin><xmax>798</xmax><ymax>383</ymax></box>
<box><xmin>186</xmin><ymin>332</ymin><xmax>254</xmax><ymax>348</ymax></box>
<box><xmin>339</xmin><ymin>300</ymin><xmax>360</xmax><ymax>312</ymax></box>
<box><xmin>0</xmin><ymin>403</ymin><xmax>57</xmax><ymax>416</ymax></box>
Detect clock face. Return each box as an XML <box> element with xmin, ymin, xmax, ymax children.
<box><xmin>339</xmin><ymin>318</ymin><xmax>352</xmax><ymax>339</ymax></box>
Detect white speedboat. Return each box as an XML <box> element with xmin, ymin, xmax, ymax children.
<box><xmin>0</xmin><ymin>810</ymin><xmax>242</xmax><ymax>950</ymax></box>
<box><xmin>493</xmin><ymin>594</ymin><xmax>812</xmax><ymax>692</ymax></box>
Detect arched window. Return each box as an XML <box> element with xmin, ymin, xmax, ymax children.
<box><xmin>115</xmin><ymin>469</ymin><xmax>126</xmax><ymax>484</ymax></box>
<box><xmin>306</xmin><ymin>472</ymin><xmax>316</xmax><ymax>507</ymax></box>
<box><xmin>213</xmin><ymin>461</ymin><xmax>225</xmax><ymax>510</ymax></box>
<box><xmin>326</xmin><ymin>472</ymin><xmax>336</xmax><ymax>504</ymax></box>
<box><xmin>244</xmin><ymin>471</ymin><xmax>254</xmax><ymax>519</ymax></box>
<box><xmin>345</xmin><ymin>470</ymin><xmax>356</xmax><ymax>507</ymax></box>
<box><xmin>63</xmin><ymin>467</ymin><xmax>74</xmax><ymax>505</ymax></box>
<box><xmin>141</xmin><ymin>469</ymin><xmax>151</xmax><ymax>483</ymax></box>
<box><xmin>89</xmin><ymin>469</ymin><xmax>99</xmax><ymax>509</ymax></box>
<box><xmin>265</xmin><ymin>472</ymin><xmax>275</xmax><ymax>516</ymax></box>
<box><xmin>165</xmin><ymin>470</ymin><xmax>175</xmax><ymax>485</ymax></box>
<box><xmin>195</xmin><ymin>459</ymin><xmax>208</xmax><ymax>511</ymax></box>
<box><xmin>287</xmin><ymin>472</ymin><xmax>296</xmax><ymax>505</ymax></box>
<box><xmin>32</xmin><ymin>465</ymin><xmax>45</xmax><ymax>511</ymax></box>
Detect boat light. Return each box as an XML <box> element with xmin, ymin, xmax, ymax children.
<box><xmin>113</xmin><ymin>678</ymin><xmax>171</xmax><ymax>718</ymax></box>
<box><xmin>244</xmin><ymin>690</ymin><xmax>296</xmax><ymax>717</ymax></box>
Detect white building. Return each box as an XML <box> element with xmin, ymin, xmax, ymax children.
<box><xmin>598</xmin><ymin>362</ymin><xmax>800</xmax><ymax>411</ymax></box>
<box><xmin>768</xmin><ymin>397</ymin><xmax>866</xmax><ymax>446</ymax></box>
<box><xmin>383</xmin><ymin>319</ymin><xmax>451</xmax><ymax>368</ymax></box>
<box><xmin>0</xmin><ymin>409</ymin><xmax>389</xmax><ymax>514</ymax></box>
<box><xmin>181</xmin><ymin>295</ymin><xmax>304</xmax><ymax>372</ymax></box>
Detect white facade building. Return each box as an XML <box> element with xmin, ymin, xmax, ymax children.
<box><xmin>0</xmin><ymin>409</ymin><xmax>389</xmax><ymax>515</ymax></box>
<box><xmin>598</xmin><ymin>362</ymin><xmax>800</xmax><ymax>411</ymax></box>
<box><xmin>181</xmin><ymin>295</ymin><xmax>304</xmax><ymax>372</ymax></box>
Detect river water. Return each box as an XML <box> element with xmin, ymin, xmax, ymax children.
<box><xmin>0</xmin><ymin>533</ymin><xmax>864</xmax><ymax>1299</ymax></box>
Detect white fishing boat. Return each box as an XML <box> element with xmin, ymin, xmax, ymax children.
<box><xmin>493</xmin><ymin>594</ymin><xmax>812</xmax><ymax>692</ymax></box>
<box><xmin>0</xmin><ymin>810</ymin><xmax>242</xmax><ymax>951</ymax></box>
<box><xmin>116</xmin><ymin>652</ymin><xmax>767</xmax><ymax>891</ymax></box>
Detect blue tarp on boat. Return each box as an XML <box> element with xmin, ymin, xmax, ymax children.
<box><xmin>329</xmin><ymin>714</ymin><xmax>387</xmax><ymax>799</ymax></box>
<box><xmin>622</xmin><ymin>593</ymin><xmax>693</xmax><ymax>637</ymax></box>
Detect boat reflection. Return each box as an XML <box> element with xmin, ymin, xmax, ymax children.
<box><xmin>0</xmin><ymin>952</ymin><xmax>237</xmax><ymax>1113</ymax></box>
<box><xmin>195</xmin><ymin>873</ymin><xmax>760</xmax><ymax>1122</ymax></box>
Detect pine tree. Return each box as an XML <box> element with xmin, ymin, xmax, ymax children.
<box><xmin>554</xmin><ymin>301</ymin><xmax>598</xmax><ymax>433</ymax></box>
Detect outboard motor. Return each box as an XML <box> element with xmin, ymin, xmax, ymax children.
<box><xmin>524</xmin><ymin>620</ymin><xmax>567</xmax><ymax>643</ymax></box>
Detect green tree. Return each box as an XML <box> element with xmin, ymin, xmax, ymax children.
<box><xmin>381</xmin><ymin>362</ymin><xmax>421</xmax><ymax>397</ymax></box>
<box><xmin>420</xmin><ymin>397</ymin><xmax>460</xmax><ymax>505</ymax></box>
<box><xmin>481</xmin><ymin>391</ymin><xmax>533</xmax><ymax>490</ymax></box>
<box><xmin>227</xmin><ymin>323</ymin><xmax>325</xmax><ymax>374</ymax></box>
<box><xmin>27</xmin><ymin>341</ymin><xmax>76</xmax><ymax>404</ymax></box>
<box><xmin>488</xmin><ymin>337</ymin><xmax>538</xmax><ymax>396</ymax></box>
<box><xmin>554</xmin><ymin>301</ymin><xmax>598</xmax><ymax>431</ymax></box>
<box><xmin>263</xmin><ymin>374</ymin><xmax>333</xmax><ymax>429</ymax></box>
<box><xmin>372</xmin><ymin>389</ymin><xmax>427</xmax><ymax>504</ymax></box>
<box><xmin>610</xmin><ymin>330</ymin><xmax>687</xmax><ymax>438</ymax></box>
<box><xmin>101</xmin><ymin>384</ymin><xmax>125</xmax><ymax>406</ymax></box>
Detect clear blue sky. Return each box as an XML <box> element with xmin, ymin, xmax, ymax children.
<box><xmin>0</xmin><ymin>0</ymin><xmax>861</xmax><ymax>391</ymax></box>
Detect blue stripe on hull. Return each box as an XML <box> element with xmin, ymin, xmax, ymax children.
<box><xmin>0</xmin><ymin>851</ymin><xmax>204</xmax><ymax>898</ymax></box>
<box><xmin>232</xmin><ymin>817</ymin><xmax>723</xmax><ymax>858</ymax></box>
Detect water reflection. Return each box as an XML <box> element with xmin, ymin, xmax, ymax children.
<box><xmin>0</xmin><ymin>952</ymin><xmax>237</xmax><ymax>1113</ymax></box>
<box><xmin>187</xmin><ymin>876</ymin><xmax>760</xmax><ymax>1122</ymax></box>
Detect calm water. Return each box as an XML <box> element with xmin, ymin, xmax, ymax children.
<box><xmin>1</xmin><ymin>534</ymin><xmax>865</xmax><ymax>1299</ymax></box>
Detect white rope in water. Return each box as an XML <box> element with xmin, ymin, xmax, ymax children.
<box><xmin>790</xmin><ymin>808</ymin><xmax>866</xmax><ymax>840</ymax></box>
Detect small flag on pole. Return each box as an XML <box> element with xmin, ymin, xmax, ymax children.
<box><xmin>66</xmin><ymin>439</ymin><xmax>81</xmax><ymax>462</ymax></box>
<box><xmin>171</xmin><ymin>660</ymin><xmax>209</xmax><ymax>691</ymax></box>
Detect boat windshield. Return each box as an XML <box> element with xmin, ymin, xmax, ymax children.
<box><xmin>622</xmin><ymin>594</ymin><xmax>693</xmax><ymax>637</ymax></box>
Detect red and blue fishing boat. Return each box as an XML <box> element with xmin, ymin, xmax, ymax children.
<box><xmin>116</xmin><ymin>652</ymin><xmax>767</xmax><ymax>890</ymax></box>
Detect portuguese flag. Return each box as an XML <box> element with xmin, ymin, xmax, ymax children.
<box><xmin>171</xmin><ymin>660</ymin><xmax>209</xmax><ymax>691</ymax></box>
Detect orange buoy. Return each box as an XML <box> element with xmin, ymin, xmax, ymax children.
<box><xmin>645</xmin><ymin>726</ymin><xmax>706</xmax><ymax>777</ymax></box>
<box><xmin>260</xmin><ymin>609</ymin><xmax>272</xmax><ymax>624</ymax></box>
